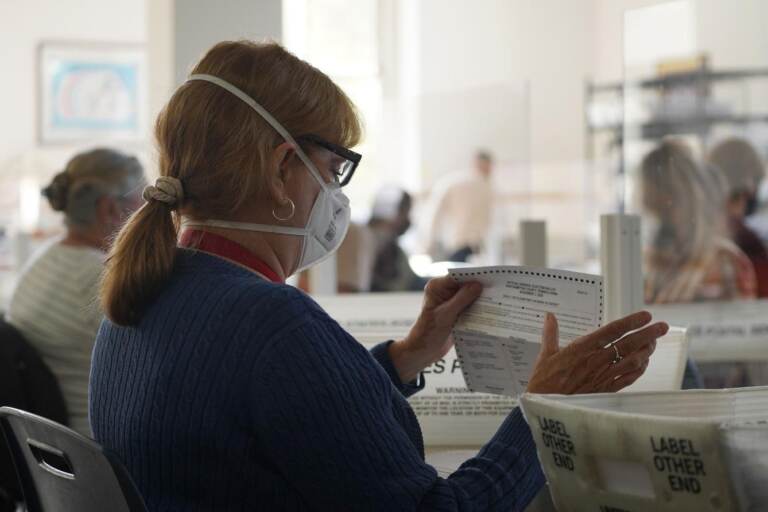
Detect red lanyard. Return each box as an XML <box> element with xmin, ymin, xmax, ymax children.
<box><xmin>178</xmin><ymin>229</ymin><xmax>283</xmax><ymax>283</ymax></box>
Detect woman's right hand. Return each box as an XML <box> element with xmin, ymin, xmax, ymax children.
<box><xmin>527</xmin><ymin>311</ymin><xmax>669</xmax><ymax>394</ymax></box>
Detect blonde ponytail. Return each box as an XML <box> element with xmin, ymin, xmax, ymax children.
<box><xmin>101</xmin><ymin>201</ymin><xmax>178</xmax><ymax>326</ymax></box>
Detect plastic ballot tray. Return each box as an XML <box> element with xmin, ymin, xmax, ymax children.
<box><xmin>520</xmin><ymin>387</ymin><xmax>768</xmax><ymax>512</ymax></box>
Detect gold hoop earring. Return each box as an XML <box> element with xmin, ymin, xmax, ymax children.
<box><xmin>272</xmin><ymin>198</ymin><xmax>296</xmax><ymax>222</ymax></box>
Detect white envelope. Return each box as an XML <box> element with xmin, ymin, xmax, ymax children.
<box><xmin>520</xmin><ymin>387</ymin><xmax>768</xmax><ymax>512</ymax></box>
<box><xmin>622</xmin><ymin>327</ymin><xmax>688</xmax><ymax>393</ymax></box>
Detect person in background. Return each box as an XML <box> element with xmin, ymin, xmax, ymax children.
<box><xmin>368</xmin><ymin>186</ymin><xmax>427</xmax><ymax>292</ymax></box>
<box><xmin>336</xmin><ymin>187</ymin><xmax>426</xmax><ymax>293</ymax></box>
<box><xmin>642</xmin><ymin>140</ymin><xmax>756</xmax><ymax>303</ymax></box>
<box><xmin>707</xmin><ymin>137</ymin><xmax>768</xmax><ymax>297</ymax></box>
<box><xmin>426</xmin><ymin>150</ymin><xmax>494</xmax><ymax>262</ymax></box>
<box><xmin>6</xmin><ymin>148</ymin><xmax>144</xmax><ymax>435</ymax></box>
<box><xmin>641</xmin><ymin>140</ymin><xmax>756</xmax><ymax>388</ymax></box>
<box><xmin>90</xmin><ymin>41</ymin><xmax>667</xmax><ymax>511</ymax></box>
<box><xmin>747</xmin><ymin>178</ymin><xmax>768</xmax><ymax>245</ymax></box>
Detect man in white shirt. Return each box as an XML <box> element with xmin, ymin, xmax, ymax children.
<box><xmin>426</xmin><ymin>150</ymin><xmax>494</xmax><ymax>261</ymax></box>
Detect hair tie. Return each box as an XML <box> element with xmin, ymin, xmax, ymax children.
<box><xmin>143</xmin><ymin>176</ymin><xmax>184</xmax><ymax>207</ymax></box>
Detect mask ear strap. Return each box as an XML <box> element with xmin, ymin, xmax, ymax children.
<box><xmin>186</xmin><ymin>73</ymin><xmax>329</xmax><ymax>190</ymax></box>
<box><xmin>184</xmin><ymin>219</ymin><xmax>307</xmax><ymax>237</ymax></box>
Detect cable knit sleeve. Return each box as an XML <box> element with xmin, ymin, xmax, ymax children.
<box><xmin>369</xmin><ymin>340</ymin><xmax>425</xmax><ymax>398</ymax></box>
<box><xmin>252</xmin><ymin>314</ymin><xmax>544</xmax><ymax>511</ymax></box>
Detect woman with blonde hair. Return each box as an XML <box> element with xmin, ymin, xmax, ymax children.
<box><xmin>641</xmin><ymin>140</ymin><xmax>756</xmax><ymax>389</ymax></box>
<box><xmin>90</xmin><ymin>41</ymin><xmax>667</xmax><ymax>511</ymax></box>
<box><xmin>641</xmin><ymin>139</ymin><xmax>756</xmax><ymax>303</ymax></box>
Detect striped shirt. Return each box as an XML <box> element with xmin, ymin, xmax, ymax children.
<box><xmin>7</xmin><ymin>239</ymin><xmax>104</xmax><ymax>435</ymax></box>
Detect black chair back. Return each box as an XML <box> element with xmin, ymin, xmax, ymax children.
<box><xmin>0</xmin><ymin>407</ymin><xmax>146</xmax><ymax>512</ymax></box>
<box><xmin>0</xmin><ymin>319</ymin><xmax>68</xmax><ymax>509</ymax></box>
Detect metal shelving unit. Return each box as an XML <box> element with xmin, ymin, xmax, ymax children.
<box><xmin>585</xmin><ymin>67</ymin><xmax>768</xmax><ymax>159</ymax></box>
<box><xmin>584</xmin><ymin>67</ymin><xmax>768</xmax><ymax>213</ymax></box>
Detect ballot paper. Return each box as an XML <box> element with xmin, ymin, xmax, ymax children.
<box><xmin>450</xmin><ymin>266</ymin><xmax>604</xmax><ymax>396</ymax></box>
<box><xmin>520</xmin><ymin>387</ymin><xmax>768</xmax><ymax>512</ymax></box>
<box><xmin>315</xmin><ymin>285</ymin><xmax>688</xmax><ymax>446</ymax></box>
<box><xmin>316</xmin><ymin>292</ymin><xmax>517</xmax><ymax>446</ymax></box>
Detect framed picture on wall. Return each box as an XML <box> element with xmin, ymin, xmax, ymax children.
<box><xmin>38</xmin><ymin>42</ymin><xmax>147</xmax><ymax>144</ymax></box>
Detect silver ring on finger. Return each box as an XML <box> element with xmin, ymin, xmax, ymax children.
<box><xmin>610</xmin><ymin>343</ymin><xmax>623</xmax><ymax>365</ymax></box>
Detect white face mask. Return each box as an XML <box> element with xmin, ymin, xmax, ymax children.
<box><xmin>183</xmin><ymin>74</ymin><xmax>351</xmax><ymax>274</ymax></box>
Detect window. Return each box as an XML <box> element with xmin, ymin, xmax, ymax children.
<box><xmin>283</xmin><ymin>0</ymin><xmax>384</xmax><ymax>221</ymax></box>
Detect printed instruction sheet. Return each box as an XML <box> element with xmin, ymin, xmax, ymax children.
<box><xmin>451</xmin><ymin>266</ymin><xmax>603</xmax><ymax>396</ymax></box>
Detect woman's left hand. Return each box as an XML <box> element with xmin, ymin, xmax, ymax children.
<box><xmin>389</xmin><ymin>276</ymin><xmax>482</xmax><ymax>383</ymax></box>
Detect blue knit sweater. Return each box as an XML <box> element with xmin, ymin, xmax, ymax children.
<box><xmin>89</xmin><ymin>250</ymin><xmax>544</xmax><ymax>511</ymax></box>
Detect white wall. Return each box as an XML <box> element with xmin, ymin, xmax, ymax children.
<box><xmin>0</xmin><ymin>0</ymin><xmax>146</xmax><ymax>173</ymax></box>
<box><xmin>414</xmin><ymin>0</ymin><xmax>596</xmax><ymax>180</ymax></box>
<box><xmin>698</xmin><ymin>0</ymin><xmax>768</xmax><ymax>69</ymax></box>
<box><xmin>415</xmin><ymin>0</ymin><xmax>529</xmax><ymax>187</ymax></box>
<box><xmin>409</xmin><ymin>0</ymin><xmax>598</xmax><ymax>265</ymax></box>
<box><xmin>591</xmin><ymin>0</ymin><xmax>668</xmax><ymax>82</ymax></box>
<box><xmin>593</xmin><ymin>0</ymin><xmax>768</xmax><ymax>81</ymax></box>
<box><xmin>145</xmin><ymin>0</ymin><xmax>282</xmax><ymax>179</ymax></box>
<box><xmin>0</xmin><ymin>0</ymin><xmax>147</xmax><ymax>243</ymax></box>
<box><xmin>147</xmin><ymin>0</ymin><xmax>175</xmax><ymax>143</ymax></box>
<box><xmin>173</xmin><ymin>0</ymin><xmax>282</xmax><ymax>86</ymax></box>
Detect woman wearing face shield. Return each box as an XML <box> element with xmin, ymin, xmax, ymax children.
<box><xmin>90</xmin><ymin>41</ymin><xmax>667</xmax><ymax>511</ymax></box>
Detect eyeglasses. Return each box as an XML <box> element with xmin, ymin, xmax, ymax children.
<box><xmin>297</xmin><ymin>134</ymin><xmax>362</xmax><ymax>187</ymax></box>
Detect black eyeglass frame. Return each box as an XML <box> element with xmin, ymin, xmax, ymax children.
<box><xmin>296</xmin><ymin>134</ymin><xmax>362</xmax><ymax>187</ymax></box>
